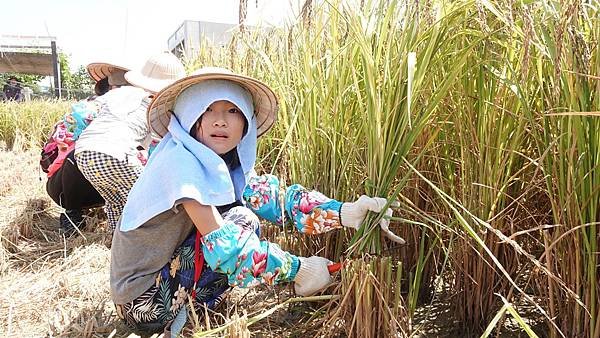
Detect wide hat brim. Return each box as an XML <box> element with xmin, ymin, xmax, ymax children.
<box><xmin>86</xmin><ymin>63</ymin><xmax>130</xmax><ymax>82</ymax></box>
<box><xmin>124</xmin><ymin>70</ymin><xmax>179</xmax><ymax>94</ymax></box>
<box><xmin>147</xmin><ymin>72</ymin><xmax>278</xmax><ymax>138</ymax></box>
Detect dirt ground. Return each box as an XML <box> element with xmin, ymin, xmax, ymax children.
<box><xmin>0</xmin><ymin>149</ymin><xmax>335</xmax><ymax>337</ymax></box>
<box><xmin>0</xmin><ymin>149</ymin><xmax>546</xmax><ymax>338</ymax></box>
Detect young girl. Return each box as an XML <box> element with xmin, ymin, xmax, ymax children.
<box><xmin>111</xmin><ymin>67</ymin><xmax>404</xmax><ymax>334</ymax></box>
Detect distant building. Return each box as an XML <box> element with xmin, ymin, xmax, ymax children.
<box><xmin>0</xmin><ymin>35</ymin><xmax>62</xmax><ymax>98</ymax></box>
<box><xmin>168</xmin><ymin>20</ymin><xmax>237</xmax><ymax>60</ymax></box>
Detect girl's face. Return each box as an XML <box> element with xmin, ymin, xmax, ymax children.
<box><xmin>194</xmin><ymin>100</ymin><xmax>246</xmax><ymax>155</ymax></box>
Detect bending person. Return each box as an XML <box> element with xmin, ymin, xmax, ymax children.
<box><xmin>75</xmin><ymin>52</ymin><xmax>185</xmax><ymax>232</ymax></box>
<box><xmin>43</xmin><ymin>62</ymin><xmax>129</xmax><ymax>235</ymax></box>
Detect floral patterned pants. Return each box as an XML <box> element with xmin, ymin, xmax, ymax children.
<box><xmin>116</xmin><ymin>206</ymin><xmax>261</xmax><ymax>334</ymax></box>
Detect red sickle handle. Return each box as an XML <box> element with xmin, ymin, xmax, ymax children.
<box><xmin>327</xmin><ymin>262</ymin><xmax>343</xmax><ymax>274</ymax></box>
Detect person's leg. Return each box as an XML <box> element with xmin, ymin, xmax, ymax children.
<box><xmin>106</xmin><ymin>158</ymin><xmax>142</xmax><ymax>230</ymax></box>
<box><xmin>61</xmin><ymin>150</ymin><xmax>104</xmax><ymax>209</ymax></box>
<box><xmin>46</xmin><ymin>161</ymin><xmax>85</xmax><ymax>236</ymax></box>
<box><xmin>76</xmin><ymin>151</ymin><xmax>124</xmax><ymax>230</ymax></box>
<box><xmin>59</xmin><ymin>209</ymin><xmax>84</xmax><ymax>236</ymax></box>
<box><xmin>45</xmin><ymin>167</ymin><xmax>64</xmax><ymax>207</ymax></box>
<box><xmin>75</xmin><ymin>151</ymin><xmax>141</xmax><ymax>231</ymax></box>
<box><xmin>115</xmin><ymin>285</ymin><xmax>165</xmax><ymax>335</ymax></box>
<box><xmin>116</xmin><ymin>230</ymin><xmax>229</xmax><ymax>333</ymax></box>
<box><xmin>50</xmin><ymin>150</ymin><xmax>104</xmax><ymax>236</ymax></box>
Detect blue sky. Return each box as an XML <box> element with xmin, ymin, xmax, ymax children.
<box><xmin>0</xmin><ymin>0</ymin><xmax>299</xmax><ymax>71</ymax></box>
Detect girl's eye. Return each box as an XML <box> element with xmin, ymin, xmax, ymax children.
<box><xmin>228</xmin><ymin>108</ymin><xmax>241</xmax><ymax>114</ymax></box>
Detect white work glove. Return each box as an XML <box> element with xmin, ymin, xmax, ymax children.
<box><xmin>294</xmin><ymin>256</ymin><xmax>333</xmax><ymax>296</ymax></box>
<box><xmin>340</xmin><ymin>195</ymin><xmax>406</xmax><ymax>244</ymax></box>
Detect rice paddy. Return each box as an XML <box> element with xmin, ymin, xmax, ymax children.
<box><xmin>1</xmin><ymin>0</ymin><xmax>598</xmax><ymax>337</ymax></box>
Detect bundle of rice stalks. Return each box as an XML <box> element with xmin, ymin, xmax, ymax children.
<box><xmin>191</xmin><ymin>287</ymin><xmax>336</xmax><ymax>337</ymax></box>
<box><xmin>323</xmin><ymin>256</ymin><xmax>407</xmax><ymax>338</ymax></box>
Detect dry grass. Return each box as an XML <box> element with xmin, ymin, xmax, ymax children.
<box><xmin>0</xmin><ymin>148</ymin><xmax>123</xmax><ymax>337</ymax></box>
<box><xmin>0</xmin><ymin>149</ymin><xmax>340</xmax><ymax>337</ymax></box>
<box><xmin>0</xmin><ymin>149</ymin><xmax>545</xmax><ymax>338</ymax></box>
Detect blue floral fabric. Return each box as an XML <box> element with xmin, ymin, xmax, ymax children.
<box><xmin>198</xmin><ymin>174</ymin><xmax>346</xmax><ymax>289</ymax></box>
<box><xmin>196</xmin><ymin>174</ymin><xmax>345</xmax><ymax>289</ymax></box>
<box><xmin>117</xmin><ymin>229</ymin><xmax>229</xmax><ymax>333</ymax></box>
<box><xmin>118</xmin><ymin>175</ymin><xmax>345</xmax><ymax>330</ymax></box>
<box><xmin>243</xmin><ymin>174</ymin><xmax>344</xmax><ymax>235</ymax></box>
<box><xmin>202</xmin><ymin>222</ymin><xmax>299</xmax><ymax>288</ymax></box>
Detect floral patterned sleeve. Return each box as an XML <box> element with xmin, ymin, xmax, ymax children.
<box><xmin>202</xmin><ymin>222</ymin><xmax>300</xmax><ymax>288</ymax></box>
<box><xmin>243</xmin><ymin>174</ymin><xmax>343</xmax><ymax>235</ymax></box>
<box><xmin>45</xmin><ymin>100</ymin><xmax>101</xmax><ymax>177</ymax></box>
<box><xmin>51</xmin><ymin>100</ymin><xmax>100</xmax><ymax>149</ymax></box>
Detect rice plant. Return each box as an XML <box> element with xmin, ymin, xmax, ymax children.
<box><xmin>526</xmin><ymin>1</ymin><xmax>600</xmax><ymax>336</ymax></box>
<box><xmin>2</xmin><ymin>0</ymin><xmax>598</xmax><ymax>337</ymax></box>
<box><xmin>0</xmin><ymin>100</ymin><xmax>71</xmax><ymax>150</ymax></box>
<box><xmin>433</xmin><ymin>1</ymin><xmax>536</xmax><ymax>330</ymax></box>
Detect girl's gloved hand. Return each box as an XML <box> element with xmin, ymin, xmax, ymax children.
<box><xmin>340</xmin><ymin>195</ymin><xmax>406</xmax><ymax>244</ymax></box>
<box><xmin>294</xmin><ymin>256</ymin><xmax>333</xmax><ymax>296</ymax></box>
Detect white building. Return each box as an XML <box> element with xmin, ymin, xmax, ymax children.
<box><xmin>167</xmin><ymin>20</ymin><xmax>237</xmax><ymax>60</ymax></box>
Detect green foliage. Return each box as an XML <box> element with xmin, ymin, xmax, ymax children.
<box><xmin>0</xmin><ymin>73</ymin><xmax>44</xmax><ymax>93</ymax></box>
<box><xmin>57</xmin><ymin>53</ymin><xmax>93</xmax><ymax>100</ymax></box>
<box><xmin>0</xmin><ymin>53</ymin><xmax>94</xmax><ymax>99</ymax></box>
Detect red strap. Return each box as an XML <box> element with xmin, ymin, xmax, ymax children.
<box><xmin>191</xmin><ymin>230</ymin><xmax>204</xmax><ymax>299</ymax></box>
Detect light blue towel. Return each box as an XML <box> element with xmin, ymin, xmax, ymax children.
<box><xmin>120</xmin><ymin>80</ymin><xmax>257</xmax><ymax>231</ymax></box>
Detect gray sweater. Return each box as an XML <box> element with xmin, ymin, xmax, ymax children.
<box><xmin>110</xmin><ymin>205</ymin><xmax>194</xmax><ymax>304</ymax></box>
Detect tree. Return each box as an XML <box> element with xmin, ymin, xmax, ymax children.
<box><xmin>0</xmin><ymin>73</ymin><xmax>44</xmax><ymax>93</ymax></box>
<box><xmin>57</xmin><ymin>53</ymin><xmax>93</xmax><ymax>99</ymax></box>
<box><xmin>1</xmin><ymin>52</ymin><xmax>93</xmax><ymax>99</ymax></box>
<box><xmin>70</xmin><ymin>66</ymin><xmax>94</xmax><ymax>95</ymax></box>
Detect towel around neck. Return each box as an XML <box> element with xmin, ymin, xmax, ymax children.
<box><xmin>119</xmin><ymin>80</ymin><xmax>257</xmax><ymax>232</ymax></box>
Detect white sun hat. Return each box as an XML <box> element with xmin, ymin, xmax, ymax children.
<box><xmin>124</xmin><ymin>51</ymin><xmax>186</xmax><ymax>94</ymax></box>
<box><xmin>147</xmin><ymin>66</ymin><xmax>278</xmax><ymax>138</ymax></box>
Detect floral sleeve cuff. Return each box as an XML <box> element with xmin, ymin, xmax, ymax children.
<box><xmin>285</xmin><ymin>184</ymin><xmax>343</xmax><ymax>234</ymax></box>
<box><xmin>243</xmin><ymin>175</ymin><xmax>343</xmax><ymax>235</ymax></box>
<box><xmin>202</xmin><ymin>222</ymin><xmax>300</xmax><ymax>288</ymax></box>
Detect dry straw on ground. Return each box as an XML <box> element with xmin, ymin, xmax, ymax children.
<box><xmin>0</xmin><ymin>149</ymin><xmax>339</xmax><ymax>337</ymax></box>
<box><xmin>0</xmin><ymin>149</ymin><xmax>122</xmax><ymax>337</ymax></box>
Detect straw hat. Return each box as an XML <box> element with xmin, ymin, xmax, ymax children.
<box><xmin>147</xmin><ymin>67</ymin><xmax>278</xmax><ymax>138</ymax></box>
<box><xmin>86</xmin><ymin>62</ymin><xmax>130</xmax><ymax>82</ymax></box>
<box><xmin>124</xmin><ymin>52</ymin><xmax>186</xmax><ymax>94</ymax></box>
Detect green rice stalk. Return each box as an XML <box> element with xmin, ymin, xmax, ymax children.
<box><xmin>525</xmin><ymin>1</ymin><xmax>599</xmax><ymax>336</ymax></box>
<box><xmin>480</xmin><ymin>295</ymin><xmax>539</xmax><ymax>338</ymax></box>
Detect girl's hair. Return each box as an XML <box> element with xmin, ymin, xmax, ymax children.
<box><xmin>94</xmin><ymin>77</ymin><xmax>110</xmax><ymax>96</ymax></box>
<box><xmin>220</xmin><ymin>148</ymin><xmax>241</xmax><ymax>169</ymax></box>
